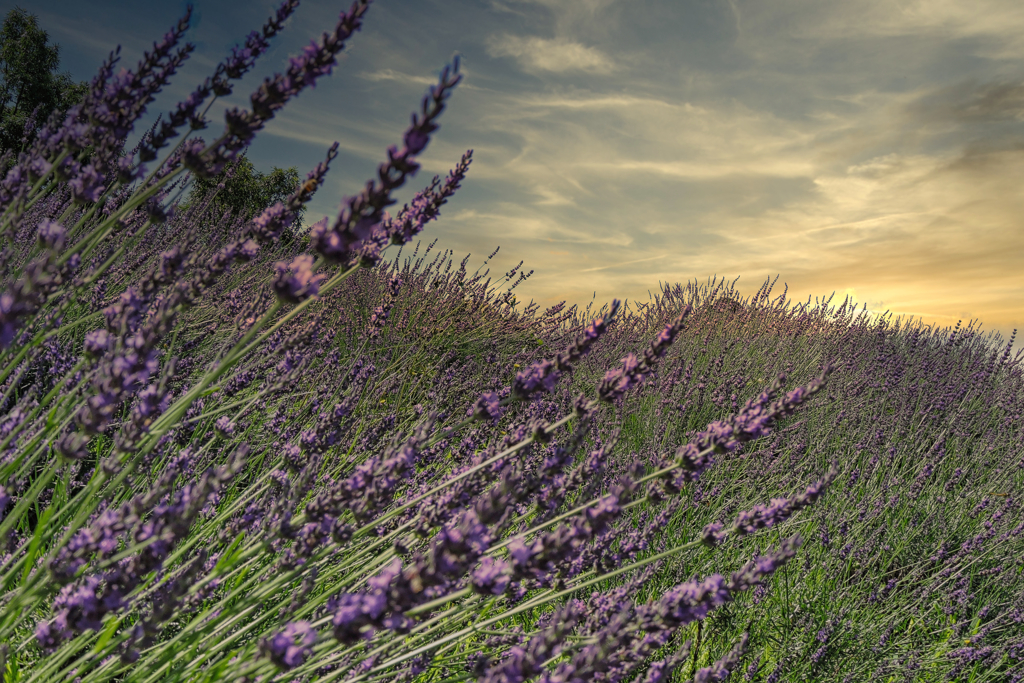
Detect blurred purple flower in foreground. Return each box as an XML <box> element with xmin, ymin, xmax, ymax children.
<box><xmin>273</xmin><ymin>254</ymin><xmax>325</xmax><ymax>304</ymax></box>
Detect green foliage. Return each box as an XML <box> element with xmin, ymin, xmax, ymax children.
<box><xmin>0</xmin><ymin>6</ymin><xmax>87</xmax><ymax>157</ymax></box>
<box><xmin>181</xmin><ymin>152</ymin><xmax>303</xmax><ymax>231</ymax></box>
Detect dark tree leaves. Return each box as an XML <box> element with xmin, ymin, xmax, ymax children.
<box><xmin>0</xmin><ymin>6</ymin><xmax>88</xmax><ymax>156</ymax></box>
<box><xmin>183</xmin><ymin>152</ymin><xmax>304</xmax><ymax>233</ymax></box>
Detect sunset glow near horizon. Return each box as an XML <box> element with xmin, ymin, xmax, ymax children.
<box><xmin>18</xmin><ymin>0</ymin><xmax>1024</xmax><ymax>354</ymax></box>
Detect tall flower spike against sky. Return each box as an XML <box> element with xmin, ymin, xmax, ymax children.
<box><xmin>20</xmin><ymin>0</ymin><xmax>1024</xmax><ymax>349</ymax></box>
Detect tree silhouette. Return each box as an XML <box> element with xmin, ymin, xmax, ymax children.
<box><xmin>0</xmin><ymin>6</ymin><xmax>87</xmax><ymax>157</ymax></box>
<box><xmin>182</xmin><ymin>151</ymin><xmax>304</xmax><ymax>237</ymax></box>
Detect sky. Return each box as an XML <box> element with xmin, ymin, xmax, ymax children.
<box><xmin>12</xmin><ymin>0</ymin><xmax>1024</xmax><ymax>354</ymax></box>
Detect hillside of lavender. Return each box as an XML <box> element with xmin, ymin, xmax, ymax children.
<box><xmin>1</xmin><ymin>2</ymin><xmax>1022</xmax><ymax>681</ymax></box>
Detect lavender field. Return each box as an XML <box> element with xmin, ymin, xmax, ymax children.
<box><xmin>1</xmin><ymin>1</ymin><xmax>1023</xmax><ymax>681</ymax></box>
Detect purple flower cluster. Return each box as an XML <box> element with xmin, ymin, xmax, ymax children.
<box><xmin>186</xmin><ymin>1</ymin><xmax>371</xmax><ymax>179</ymax></box>
<box><xmin>260</xmin><ymin>620</ymin><xmax>317</xmax><ymax>670</ymax></box>
<box><xmin>140</xmin><ymin>0</ymin><xmax>301</xmax><ymax>164</ymax></box>
<box><xmin>477</xmin><ymin>605</ymin><xmax>581</xmax><ymax>682</ymax></box>
<box><xmin>511</xmin><ymin>299</ymin><xmax>621</xmax><ymax>401</ymax></box>
<box><xmin>356</xmin><ymin>149</ymin><xmax>474</xmax><ymax>266</ymax></box>
<box><xmin>310</xmin><ymin>57</ymin><xmax>462</xmax><ymax>266</ymax></box>
<box><xmin>1</xmin><ymin>6</ymin><xmax>195</xmax><ymax>217</ymax></box>
<box><xmin>665</xmin><ymin>366</ymin><xmax>833</xmax><ymax>491</ymax></box>
<box><xmin>251</xmin><ymin>142</ymin><xmax>339</xmax><ymax>243</ymax></box>
<box><xmin>701</xmin><ymin>463</ymin><xmax>839</xmax><ymax>546</ymax></box>
<box><xmin>273</xmin><ymin>254</ymin><xmax>325</xmax><ymax>305</ymax></box>
<box><xmin>39</xmin><ymin>446</ymin><xmax>247</xmax><ymax>650</ymax></box>
<box><xmin>367</xmin><ymin>275</ymin><xmax>402</xmax><ymax>339</ymax></box>
<box><xmin>0</xmin><ymin>219</ymin><xmax>74</xmax><ymax>348</ymax></box>
<box><xmin>597</xmin><ymin>304</ymin><xmax>692</xmax><ymax>403</ymax></box>
<box><xmin>507</xmin><ymin>486</ymin><xmax>630</xmax><ymax>585</ymax></box>
<box><xmin>305</xmin><ymin>412</ymin><xmax>436</xmax><ymax>527</ymax></box>
<box><xmin>331</xmin><ymin>509</ymin><xmax>496</xmax><ymax>644</ymax></box>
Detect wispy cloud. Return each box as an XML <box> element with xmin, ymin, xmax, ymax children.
<box><xmin>358</xmin><ymin>68</ymin><xmax>441</xmax><ymax>86</ymax></box>
<box><xmin>578</xmin><ymin>254</ymin><xmax>668</xmax><ymax>273</ymax></box>
<box><xmin>485</xmin><ymin>34</ymin><xmax>617</xmax><ymax>74</ymax></box>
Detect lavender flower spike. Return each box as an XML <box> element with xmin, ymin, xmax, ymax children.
<box><xmin>140</xmin><ymin>0</ymin><xmax>301</xmax><ymax>162</ymax></box>
<box><xmin>691</xmin><ymin>632</ymin><xmax>750</xmax><ymax>683</ymax></box>
<box><xmin>651</xmin><ymin>536</ymin><xmax>802</xmax><ymax>634</ymax></box>
<box><xmin>260</xmin><ymin>620</ymin><xmax>317</xmax><ymax>670</ymax></box>
<box><xmin>272</xmin><ymin>254</ymin><xmax>325</xmax><ymax>304</ymax></box>
<box><xmin>384</xmin><ymin>149</ymin><xmax>473</xmax><ymax>247</ymax></box>
<box><xmin>598</xmin><ymin>304</ymin><xmax>692</xmax><ymax>403</ymax></box>
<box><xmin>189</xmin><ymin>0</ymin><xmax>371</xmax><ymax>179</ymax></box>
<box><xmin>702</xmin><ymin>463</ymin><xmax>839</xmax><ymax>546</ymax></box>
<box><xmin>511</xmin><ymin>299</ymin><xmax>621</xmax><ymax>401</ymax></box>
<box><xmin>311</xmin><ymin>56</ymin><xmax>463</xmax><ymax>264</ymax></box>
<box><xmin>673</xmin><ymin>366</ymin><xmax>832</xmax><ymax>487</ymax></box>
<box><xmin>72</xmin><ymin>7</ymin><xmax>195</xmax><ymax>174</ymax></box>
<box><xmin>470</xmin><ymin>556</ymin><xmax>512</xmax><ymax>595</ymax></box>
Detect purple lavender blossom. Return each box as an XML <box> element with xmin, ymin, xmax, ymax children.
<box><xmin>190</xmin><ymin>1</ymin><xmax>371</xmax><ymax>178</ymax></box>
<box><xmin>68</xmin><ymin>164</ymin><xmax>106</xmax><ymax>205</ymax></box>
<box><xmin>214</xmin><ymin>416</ymin><xmax>235</xmax><ymax>437</ymax></box>
<box><xmin>691</xmin><ymin>633</ymin><xmax>749</xmax><ymax>683</ymax></box>
<box><xmin>251</xmin><ymin>142</ymin><xmax>340</xmax><ymax>243</ymax></box>
<box><xmin>672</xmin><ymin>367</ymin><xmax>832</xmax><ymax>487</ymax></box>
<box><xmin>272</xmin><ymin>254</ymin><xmax>325</xmax><ymax>304</ymax></box>
<box><xmin>367</xmin><ymin>275</ymin><xmax>402</xmax><ymax>339</ymax></box>
<box><xmin>140</xmin><ymin>0</ymin><xmax>301</xmax><ymax>162</ymax></box>
<box><xmin>381</xmin><ymin>149</ymin><xmax>473</xmax><ymax>247</ymax></box>
<box><xmin>310</xmin><ymin>56</ymin><xmax>463</xmax><ymax>264</ymax></box>
<box><xmin>37</xmin><ymin>219</ymin><xmax>67</xmax><ymax>251</ymax></box>
<box><xmin>510</xmin><ymin>300</ymin><xmax>621</xmax><ymax>401</ymax></box>
<box><xmin>478</xmin><ymin>605</ymin><xmax>581</xmax><ymax>683</ymax></box>
<box><xmin>260</xmin><ymin>620</ymin><xmax>317</xmax><ymax>670</ymax></box>
<box><xmin>597</xmin><ymin>305</ymin><xmax>692</xmax><ymax>403</ymax></box>
<box><xmin>56</xmin><ymin>8</ymin><xmax>195</xmax><ymax>178</ymax></box>
<box><xmin>83</xmin><ymin>329</ymin><xmax>114</xmax><ymax>357</ymax></box>
<box><xmin>468</xmin><ymin>390</ymin><xmax>505</xmax><ymax>422</ymax></box>
<box><xmin>0</xmin><ymin>292</ymin><xmax>21</xmax><ymax>348</ymax></box>
<box><xmin>470</xmin><ymin>556</ymin><xmax>512</xmax><ymax>596</ymax></box>
<box><xmin>702</xmin><ymin>464</ymin><xmax>838</xmax><ymax>546</ymax></box>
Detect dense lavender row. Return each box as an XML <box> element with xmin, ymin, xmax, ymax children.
<box><xmin>1</xmin><ymin>1</ymin><xmax>1022</xmax><ymax>681</ymax></box>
